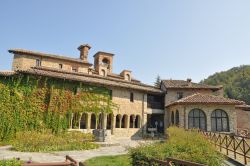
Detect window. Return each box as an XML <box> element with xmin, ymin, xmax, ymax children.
<box><xmin>72</xmin><ymin>68</ymin><xmax>78</xmax><ymax>72</ymax></box>
<box><xmin>36</xmin><ymin>59</ymin><xmax>41</xmax><ymax>67</ymax></box>
<box><xmin>59</xmin><ymin>64</ymin><xmax>63</xmax><ymax>69</ymax></box>
<box><xmin>171</xmin><ymin>111</ymin><xmax>175</xmax><ymax>125</ymax></box>
<box><xmin>175</xmin><ymin>110</ymin><xmax>179</xmax><ymax>125</ymax></box>
<box><xmin>211</xmin><ymin>109</ymin><xmax>229</xmax><ymax>132</ymax></box>
<box><xmin>177</xmin><ymin>92</ymin><xmax>183</xmax><ymax>99</ymax></box>
<box><xmin>188</xmin><ymin>109</ymin><xmax>206</xmax><ymax>130</ymax></box>
<box><xmin>101</xmin><ymin>69</ymin><xmax>106</xmax><ymax>76</ymax></box>
<box><xmin>130</xmin><ymin>92</ymin><xmax>134</xmax><ymax>102</ymax></box>
<box><xmin>125</xmin><ymin>74</ymin><xmax>130</xmax><ymax>81</ymax></box>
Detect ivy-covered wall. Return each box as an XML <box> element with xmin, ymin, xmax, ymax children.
<box><xmin>0</xmin><ymin>74</ymin><xmax>116</xmax><ymax>141</ymax></box>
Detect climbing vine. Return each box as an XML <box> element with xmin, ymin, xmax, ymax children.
<box><xmin>0</xmin><ymin>74</ymin><xmax>118</xmax><ymax>141</ymax></box>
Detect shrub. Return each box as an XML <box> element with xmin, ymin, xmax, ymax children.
<box><xmin>11</xmin><ymin>130</ymin><xmax>99</xmax><ymax>152</ymax></box>
<box><xmin>0</xmin><ymin>158</ymin><xmax>22</xmax><ymax>166</ymax></box>
<box><xmin>129</xmin><ymin>127</ymin><xmax>224</xmax><ymax>166</ymax></box>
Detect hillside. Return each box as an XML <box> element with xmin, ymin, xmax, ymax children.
<box><xmin>201</xmin><ymin>65</ymin><xmax>250</xmax><ymax>104</ymax></box>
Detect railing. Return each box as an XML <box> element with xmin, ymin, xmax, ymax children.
<box><xmin>150</xmin><ymin>157</ymin><xmax>206</xmax><ymax>166</ymax></box>
<box><xmin>198</xmin><ymin>131</ymin><xmax>250</xmax><ymax>165</ymax></box>
<box><xmin>22</xmin><ymin>155</ymin><xmax>78</xmax><ymax>166</ymax></box>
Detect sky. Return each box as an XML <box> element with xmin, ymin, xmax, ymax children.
<box><xmin>0</xmin><ymin>0</ymin><xmax>250</xmax><ymax>85</ymax></box>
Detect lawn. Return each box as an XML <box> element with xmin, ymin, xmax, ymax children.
<box><xmin>84</xmin><ymin>155</ymin><xmax>132</xmax><ymax>166</ymax></box>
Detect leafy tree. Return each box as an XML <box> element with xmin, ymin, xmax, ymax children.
<box><xmin>201</xmin><ymin>65</ymin><xmax>250</xmax><ymax>104</ymax></box>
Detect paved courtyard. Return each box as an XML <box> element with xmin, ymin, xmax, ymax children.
<box><xmin>0</xmin><ymin>137</ymin><xmax>158</xmax><ymax>163</ymax></box>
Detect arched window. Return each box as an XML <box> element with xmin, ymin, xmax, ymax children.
<box><xmin>171</xmin><ymin>111</ymin><xmax>175</xmax><ymax>125</ymax></box>
<box><xmin>90</xmin><ymin>114</ymin><xmax>96</xmax><ymax>129</ymax></box>
<box><xmin>129</xmin><ymin>115</ymin><xmax>135</xmax><ymax>128</ymax></box>
<box><xmin>107</xmin><ymin>113</ymin><xmax>113</xmax><ymax>130</ymax></box>
<box><xmin>102</xmin><ymin>58</ymin><xmax>109</xmax><ymax>65</ymax></box>
<box><xmin>121</xmin><ymin>115</ymin><xmax>128</xmax><ymax>128</ymax></box>
<box><xmin>135</xmin><ymin>115</ymin><xmax>141</xmax><ymax>128</ymax></box>
<box><xmin>211</xmin><ymin>109</ymin><xmax>229</xmax><ymax>132</ymax></box>
<box><xmin>125</xmin><ymin>74</ymin><xmax>130</xmax><ymax>81</ymax></box>
<box><xmin>115</xmin><ymin>114</ymin><xmax>121</xmax><ymax>128</ymax></box>
<box><xmin>175</xmin><ymin>110</ymin><xmax>179</xmax><ymax>126</ymax></box>
<box><xmin>80</xmin><ymin>113</ymin><xmax>87</xmax><ymax>129</ymax></box>
<box><xmin>188</xmin><ymin>109</ymin><xmax>206</xmax><ymax>130</ymax></box>
<box><xmin>72</xmin><ymin>113</ymin><xmax>80</xmax><ymax>129</ymax></box>
<box><xmin>101</xmin><ymin>69</ymin><xmax>106</xmax><ymax>76</ymax></box>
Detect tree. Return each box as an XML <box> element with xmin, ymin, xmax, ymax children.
<box><xmin>154</xmin><ymin>75</ymin><xmax>161</xmax><ymax>87</ymax></box>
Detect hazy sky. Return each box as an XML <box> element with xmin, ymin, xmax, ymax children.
<box><xmin>1</xmin><ymin>1</ymin><xmax>250</xmax><ymax>85</ymax></box>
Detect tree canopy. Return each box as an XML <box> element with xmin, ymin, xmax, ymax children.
<box><xmin>201</xmin><ymin>65</ymin><xmax>250</xmax><ymax>104</ymax></box>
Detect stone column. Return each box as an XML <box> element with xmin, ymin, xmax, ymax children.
<box><xmin>119</xmin><ymin>116</ymin><xmax>122</xmax><ymax>128</ymax></box>
<box><xmin>78</xmin><ymin>113</ymin><xmax>82</xmax><ymax>129</ymax></box>
<box><xmin>103</xmin><ymin>113</ymin><xmax>107</xmax><ymax>129</ymax></box>
<box><xmin>113</xmin><ymin>114</ymin><xmax>116</xmax><ymax>129</ymax></box>
<box><xmin>142</xmin><ymin>94</ymin><xmax>148</xmax><ymax>134</ymax></box>
<box><xmin>70</xmin><ymin>113</ymin><xmax>74</xmax><ymax>129</ymax></box>
<box><xmin>126</xmin><ymin>115</ymin><xmax>130</xmax><ymax>128</ymax></box>
<box><xmin>133</xmin><ymin>116</ymin><xmax>136</xmax><ymax>128</ymax></box>
<box><xmin>87</xmin><ymin>113</ymin><xmax>91</xmax><ymax>130</ymax></box>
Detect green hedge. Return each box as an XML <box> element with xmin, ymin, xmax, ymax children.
<box><xmin>11</xmin><ymin>130</ymin><xmax>99</xmax><ymax>152</ymax></box>
<box><xmin>129</xmin><ymin>127</ymin><xmax>224</xmax><ymax>166</ymax></box>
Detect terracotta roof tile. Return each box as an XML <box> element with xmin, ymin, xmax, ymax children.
<box><xmin>8</xmin><ymin>49</ymin><xmax>92</xmax><ymax>65</ymax></box>
<box><xmin>15</xmin><ymin>67</ymin><xmax>162</xmax><ymax>94</ymax></box>
<box><xmin>162</xmin><ymin>80</ymin><xmax>222</xmax><ymax>90</ymax></box>
<box><xmin>0</xmin><ymin>71</ymin><xmax>16</xmax><ymax>76</ymax></box>
<box><xmin>166</xmin><ymin>93</ymin><xmax>245</xmax><ymax>107</ymax></box>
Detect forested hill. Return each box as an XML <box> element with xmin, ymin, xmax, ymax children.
<box><xmin>201</xmin><ymin>65</ymin><xmax>250</xmax><ymax>104</ymax></box>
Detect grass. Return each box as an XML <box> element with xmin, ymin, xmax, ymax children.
<box><xmin>84</xmin><ymin>155</ymin><xmax>132</xmax><ymax>166</ymax></box>
<box><xmin>0</xmin><ymin>158</ymin><xmax>23</xmax><ymax>166</ymax></box>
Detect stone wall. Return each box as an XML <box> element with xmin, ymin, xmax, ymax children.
<box><xmin>12</xmin><ymin>54</ymin><xmax>89</xmax><ymax>73</ymax></box>
<box><xmin>111</xmin><ymin>87</ymin><xmax>145</xmax><ymax>137</ymax></box>
<box><xmin>167</xmin><ymin>104</ymin><xmax>237</xmax><ymax>133</ymax></box>
<box><xmin>236</xmin><ymin>109</ymin><xmax>250</xmax><ymax>134</ymax></box>
<box><xmin>164</xmin><ymin>89</ymin><xmax>214</xmax><ymax>106</ymax></box>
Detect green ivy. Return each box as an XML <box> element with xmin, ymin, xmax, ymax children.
<box><xmin>0</xmin><ymin>74</ymin><xmax>118</xmax><ymax>141</ymax></box>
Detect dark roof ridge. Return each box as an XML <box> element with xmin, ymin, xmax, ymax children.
<box><xmin>31</xmin><ymin>66</ymin><xmax>156</xmax><ymax>88</ymax></box>
<box><xmin>8</xmin><ymin>48</ymin><xmax>92</xmax><ymax>66</ymax></box>
<box><xmin>166</xmin><ymin>93</ymin><xmax>245</xmax><ymax>107</ymax></box>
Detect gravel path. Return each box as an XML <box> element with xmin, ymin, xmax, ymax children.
<box><xmin>0</xmin><ymin>137</ymin><xmax>156</xmax><ymax>163</ymax></box>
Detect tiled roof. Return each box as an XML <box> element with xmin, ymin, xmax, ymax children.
<box><xmin>6</xmin><ymin>67</ymin><xmax>162</xmax><ymax>94</ymax></box>
<box><xmin>8</xmin><ymin>49</ymin><xmax>92</xmax><ymax>65</ymax></box>
<box><xmin>236</xmin><ymin>105</ymin><xmax>250</xmax><ymax>111</ymax></box>
<box><xmin>166</xmin><ymin>93</ymin><xmax>245</xmax><ymax>107</ymax></box>
<box><xmin>0</xmin><ymin>71</ymin><xmax>16</xmax><ymax>76</ymax></box>
<box><xmin>162</xmin><ymin>80</ymin><xmax>222</xmax><ymax>90</ymax></box>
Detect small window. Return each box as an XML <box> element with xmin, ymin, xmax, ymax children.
<box><xmin>72</xmin><ymin>68</ymin><xmax>78</xmax><ymax>72</ymax></box>
<box><xmin>36</xmin><ymin>59</ymin><xmax>41</xmax><ymax>67</ymax></box>
<box><xmin>101</xmin><ymin>69</ymin><xmax>106</xmax><ymax>76</ymax></box>
<box><xmin>125</xmin><ymin>74</ymin><xmax>130</xmax><ymax>81</ymax></box>
<box><xmin>59</xmin><ymin>64</ymin><xmax>63</xmax><ymax>69</ymax></box>
<box><xmin>177</xmin><ymin>92</ymin><xmax>183</xmax><ymax>99</ymax></box>
<box><xmin>130</xmin><ymin>92</ymin><xmax>134</xmax><ymax>102</ymax></box>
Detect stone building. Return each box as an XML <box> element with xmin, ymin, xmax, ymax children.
<box><xmin>0</xmin><ymin>43</ymin><xmax>249</xmax><ymax>137</ymax></box>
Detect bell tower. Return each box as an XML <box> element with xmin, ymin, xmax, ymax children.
<box><xmin>94</xmin><ymin>52</ymin><xmax>114</xmax><ymax>76</ymax></box>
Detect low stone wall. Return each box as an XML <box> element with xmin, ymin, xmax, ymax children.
<box><xmin>113</xmin><ymin>128</ymin><xmax>142</xmax><ymax>137</ymax></box>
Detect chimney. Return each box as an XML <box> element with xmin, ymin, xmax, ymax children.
<box><xmin>187</xmin><ymin>78</ymin><xmax>192</xmax><ymax>86</ymax></box>
<box><xmin>78</xmin><ymin>44</ymin><xmax>91</xmax><ymax>62</ymax></box>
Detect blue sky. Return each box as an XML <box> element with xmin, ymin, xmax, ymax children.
<box><xmin>0</xmin><ymin>1</ymin><xmax>250</xmax><ymax>85</ymax></box>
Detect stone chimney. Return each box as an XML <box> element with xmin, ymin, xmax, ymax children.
<box><xmin>187</xmin><ymin>78</ymin><xmax>192</xmax><ymax>86</ymax></box>
<box><xmin>78</xmin><ymin>44</ymin><xmax>91</xmax><ymax>62</ymax></box>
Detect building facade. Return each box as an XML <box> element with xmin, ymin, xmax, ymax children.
<box><xmin>0</xmin><ymin>44</ymin><xmax>249</xmax><ymax>137</ymax></box>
